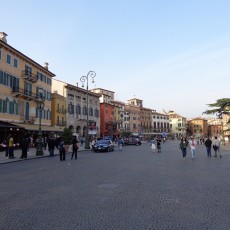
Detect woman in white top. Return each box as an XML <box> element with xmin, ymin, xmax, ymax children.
<box><xmin>189</xmin><ymin>137</ymin><xmax>197</xmax><ymax>159</ymax></box>
<box><xmin>212</xmin><ymin>136</ymin><xmax>221</xmax><ymax>158</ymax></box>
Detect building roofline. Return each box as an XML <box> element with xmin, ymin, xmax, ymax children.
<box><xmin>92</xmin><ymin>87</ymin><xmax>115</xmax><ymax>93</ymax></box>
<box><xmin>0</xmin><ymin>40</ymin><xmax>55</xmax><ymax>77</ymax></box>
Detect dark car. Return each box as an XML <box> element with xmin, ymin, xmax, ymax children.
<box><xmin>93</xmin><ymin>140</ymin><xmax>114</xmax><ymax>152</ymax></box>
<box><xmin>124</xmin><ymin>138</ymin><xmax>142</xmax><ymax>146</ymax></box>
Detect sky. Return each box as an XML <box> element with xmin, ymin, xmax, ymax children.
<box><xmin>1</xmin><ymin>0</ymin><xmax>230</xmax><ymax>118</ymax></box>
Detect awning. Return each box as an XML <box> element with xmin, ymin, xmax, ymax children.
<box><xmin>0</xmin><ymin>121</ymin><xmax>24</xmax><ymax>129</ymax></box>
<box><xmin>10</xmin><ymin>123</ymin><xmax>64</xmax><ymax>132</ymax></box>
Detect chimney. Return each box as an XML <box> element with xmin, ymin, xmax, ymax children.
<box><xmin>0</xmin><ymin>32</ymin><xmax>8</xmax><ymax>43</ymax></box>
<box><xmin>44</xmin><ymin>62</ymin><xmax>49</xmax><ymax>70</ymax></box>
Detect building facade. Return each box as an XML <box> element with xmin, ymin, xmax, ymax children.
<box><xmin>187</xmin><ymin>117</ymin><xmax>208</xmax><ymax>138</ymax></box>
<box><xmin>51</xmin><ymin>92</ymin><xmax>66</xmax><ymax>128</ymax></box>
<box><xmin>168</xmin><ymin>111</ymin><xmax>187</xmax><ymax>137</ymax></box>
<box><xmin>151</xmin><ymin>111</ymin><xmax>170</xmax><ymax>134</ymax></box>
<box><xmin>52</xmin><ymin>79</ymin><xmax>100</xmax><ymax>138</ymax></box>
<box><xmin>0</xmin><ymin>32</ymin><xmax>57</xmax><ymax>142</ymax></box>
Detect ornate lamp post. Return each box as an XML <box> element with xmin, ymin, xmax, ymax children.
<box><xmin>36</xmin><ymin>96</ymin><xmax>45</xmax><ymax>156</ymax></box>
<box><xmin>80</xmin><ymin>71</ymin><xmax>96</xmax><ymax>149</ymax></box>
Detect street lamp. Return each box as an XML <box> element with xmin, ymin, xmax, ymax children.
<box><xmin>36</xmin><ymin>95</ymin><xmax>45</xmax><ymax>156</ymax></box>
<box><xmin>80</xmin><ymin>71</ymin><xmax>96</xmax><ymax>149</ymax></box>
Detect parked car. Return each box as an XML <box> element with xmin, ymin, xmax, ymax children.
<box><xmin>93</xmin><ymin>140</ymin><xmax>114</xmax><ymax>152</ymax></box>
<box><xmin>124</xmin><ymin>138</ymin><xmax>141</xmax><ymax>146</ymax></box>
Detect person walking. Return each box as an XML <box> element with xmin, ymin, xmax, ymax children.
<box><xmin>213</xmin><ymin>136</ymin><xmax>221</xmax><ymax>158</ymax></box>
<box><xmin>179</xmin><ymin>137</ymin><xmax>189</xmax><ymax>159</ymax></box>
<box><xmin>20</xmin><ymin>134</ymin><xmax>29</xmax><ymax>159</ymax></box>
<box><xmin>44</xmin><ymin>137</ymin><xmax>48</xmax><ymax>150</ymax></box>
<box><xmin>71</xmin><ymin>136</ymin><xmax>79</xmax><ymax>160</ymax></box>
<box><xmin>8</xmin><ymin>134</ymin><xmax>15</xmax><ymax>159</ymax></box>
<box><xmin>4</xmin><ymin>134</ymin><xmax>10</xmax><ymax>158</ymax></box>
<box><xmin>47</xmin><ymin>135</ymin><xmax>56</xmax><ymax>157</ymax></box>
<box><xmin>204</xmin><ymin>137</ymin><xmax>212</xmax><ymax>157</ymax></box>
<box><xmin>150</xmin><ymin>138</ymin><xmax>156</xmax><ymax>153</ymax></box>
<box><xmin>189</xmin><ymin>136</ymin><xmax>197</xmax><ymax>159</ymax></box>
<box><xmin>118</xmin><ymin>138</ymin><xmax>124</xmax><ymax>152</ymax></box>
<box><xmin>59</xmin><ymin>138</ymin><xmax>66</xmax><ymax>161</ymax></box>
<box><xmin>156</xmin><ymin>136</ymin><xmax>162</xmax><ymax>153</ymax></box>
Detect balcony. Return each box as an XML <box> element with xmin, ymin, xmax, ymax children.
<box><xmin>22</xmin><ymin>70</ymin><xmax>37</xmax><ymax>83</ymax></box>
<box><xmin>56</xmin><ymin>121</ymin><xmax>66</xmax><ymax>126</ymax></box>
<box><xmin>12</xmin><ymin>87</ymin><xmax>41</xmax><ymax>102</ymax></box>
<box><xmin>20</xmin><ymin>115</ymin><xmax>36</xmax><ymax>124</ymax></box>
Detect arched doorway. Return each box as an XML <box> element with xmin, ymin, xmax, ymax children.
<box><xmin>76</xmin><ymin>126</ymin><xmax>81</xmax><ymax>136</ymax></box>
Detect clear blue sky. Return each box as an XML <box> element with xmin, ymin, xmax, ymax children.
<box><xmin>1</xmin><ymin>0</ymin><xmax>230</xmax><ymax>118</ymax></box>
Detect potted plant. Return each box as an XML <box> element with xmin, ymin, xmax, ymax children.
<box><xmin>61</xmin><ymin>127</ymin><xmax>73</xmax><ymax>152</ymax></box>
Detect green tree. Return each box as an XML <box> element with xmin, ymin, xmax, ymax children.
<box><xmin>203</xmin><ymin>98</ymin><xmax>230</xmax><ymax>136</ymax></box>
<box><xmin>203</xmin><ymin>98</ymin><xmax>230</xmax><ymax>118</ymax></box>
<box><xmin>61</xmin><ymin>127</ymin><xmax>73</xmax><ymax>145</ymax></box>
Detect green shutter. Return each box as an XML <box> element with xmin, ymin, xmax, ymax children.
<box><xmin>0</xmin><ymin>99</ymin><xmax>2</xmax><ymax>112</ymax></box>
<box><xmin>3</xmin><ymin>100</ymin><xmax>7</xmax><ymax>113</ymax></box>
<box><xmin>16</xmin><ymin>103</ymin><xmax>19</xmax><ymax>115</ymax></box>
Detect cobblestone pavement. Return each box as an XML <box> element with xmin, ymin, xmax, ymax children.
<box><xmin>0</xmin><ymin>145</ymin><xmax>86</xmax><ymax>164</ymax></box>
<box><xmin>1</xmin><ymin>141</ymin><xmax>230</xmax><ymax>230</ymax></box>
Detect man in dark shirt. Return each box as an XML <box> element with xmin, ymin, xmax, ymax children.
<box><xmin>47</xmin><ymin>135</ymin><xmax>56</xmax><ymax>157</ymax></box>
<box><xmin>204</xmin><ymin>137</ymin><xmax>212</xmax><ymax>157</ymax></box>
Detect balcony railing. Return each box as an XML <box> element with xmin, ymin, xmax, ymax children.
<box><xmin>20</xmin><ymin>115</ymin><xmax>36</xmax><ymax>124</ymax></box>
<box><xmin>22</xmin><ymin>70</ymin><xmax>37</xmax><ymax>83</ymax></box>
<box><xmin>56</xmin><ymin>121</ymin><xmax>66</xmax><ymax>126</ymax></box>
<box><xmin>12</xmin><ymin>87</ymin><xmax>42</xmax><ymax>102</ymax></box>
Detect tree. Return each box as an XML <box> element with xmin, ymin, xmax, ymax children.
<box><xmin>61</xmin><ymin>127</ymin><xmax>73</xmax><ymax>145</ymax></box>
<box><xmin>203</xmin><ymin>98</ymin><xmax>230</xmax><ymax>138</ymax></box>
<box><xmin>203</xmin><ymin>98</ymin><xmax>230</xmax><ymax>118</ymax></box>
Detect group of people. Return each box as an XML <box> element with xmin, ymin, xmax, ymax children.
<box><xmin>150</xmin><ymin>136</ymin><xmax>163</xmax><ymax>153</ymax></box>
<box><xmin>44</xmin><ymin>135</ymin><xmax>80</xmax><ymax>161</ymax></box>
<box><xmin>3</xmin><ymin>133</ymin><xmax>80</xmax><ymax>162</ymax></box>
<box><xmin>179</xmin><ymin>136</ymin><xmax>222</xmax><ymax>160</ymax></box>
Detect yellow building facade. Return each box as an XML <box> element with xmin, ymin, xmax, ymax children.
<box><xmin>51</xmin><ymin>92</ymin><xmax>66</xmax><ymax>127</ymax></box>
<box><xmin>0</xmin><ymin>32</ymin><xmax>57</xmax><ymax>142</ymax></box>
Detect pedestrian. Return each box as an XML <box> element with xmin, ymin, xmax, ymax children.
<box><xmin>20</xmin><ymin>134</ymin><xmax>29</xmax><ymax>159</ymax></box>
<box><xmin>156</xmin><ymin>136</ymin><xmax>162</xmax><ymax>153</ymax></box>
<box><xmin>213</xmin><ymin>136</ymin><xmax>221</xmax><ymax>158</ymax></box>
<box><xmin>44</xmin><ymin>137</ymin><xmax>47</xmax><ymax>150</ymax></box>
<box><xmin>59</xmin><ymin>138</ymin><xmax>66</xmax><ymax>161</ymax></box>
<box><xmin>204</xmin><ymin>137</ymin><xmax>212</xmax><ymax>157</ymax></box>
<box><xmin>27</xmin><ymin>136</ymin><xmax>33</xmax><ymax>154</ymax></box>
<box><xmin>90</xmin><ymin>138</ymin><xmax>96</xmax><ymax>151</ymax></box>
<box><xmin>47</xmin><ymin>135</ymin><xmax>56</xmax><ymax>157</ymax></box>
<box><xmin>4</xmin><ymin>134</ymin><xmax>10</xmax><ymax>158</ymax></box>
<box><xmin>71</xmin><ymin>136</ymin><xmax>79</xmax><ymax>160</ymax></box>
<box><xmin>179</xmin><ymin>137</ymin><xmax>189</xmax><ymax>159</ymax></box>
<box><xmin>8</xmin><ymin>134</ymin><xmax>15</xmax><ymax>159</ymax></box>
<box><xmin>150</xmin><ymin>139</ymin><xmax>156</xmax><ymax>153</ymax></box>
<box><xmin>189</xmin><ymin>136</ymin><xmax>197</xmax><ymax>159</ymax></box>
<box><xmin>118</xmin><ymin>138</ymin><xmax>123</xmax><ymax>152</ymax></box>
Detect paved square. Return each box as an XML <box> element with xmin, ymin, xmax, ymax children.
<box><xmin>1</xmin><ymin>141</ymin><xmax>230</xmax><ymax>230</ymax></box>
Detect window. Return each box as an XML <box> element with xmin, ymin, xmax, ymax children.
<box><xmin>95</xmin><ymin>108</ymin><xmax>99</xmax><ymax>117</ymax></box>
<box><xmin>83</xmin><ymin>106</ymin><xmax>87</xmax><ymax>115</ymax></box>
<box><xmin>68</xmin><ymin>103</ymin><xmax>74</xmax><ymax>114</ymax></box>
<box><xmin>0</xmin><ymin>49</ymin><xmax>1</xmax><ymax>60</ymax></box>
<box><xmin>13</xmin><ymin>58</ymin><xmax>18</xmax><ymax>68</ymax></box>
<box><xmin>7</xmin><ymin>54</ymin><xmax>11</xmax><ymax>65</ymax></box>
<box><xmin>25</xmin><ymin>82</ymin><xmax>32</xmax><ymax>96</ymax></box>
<box><xmin>89</xmin><ymin>107</ymin><xmax>93</xmax><ymax>116</ymax></box>
<box><xmin>76</xmin><ymin>105</ymin><xmax>81</xmax><ymax>114</ymax></box>
<box><xmin>25</xmin><ymin>65</ymin><xmax>32</xmax><ymax>75</ymax></box>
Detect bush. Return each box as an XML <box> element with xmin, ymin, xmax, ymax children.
<box><xmin>61</xmin><ymin>128</ymin><xmax>73</xmax><ymax>145</ymax></box>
